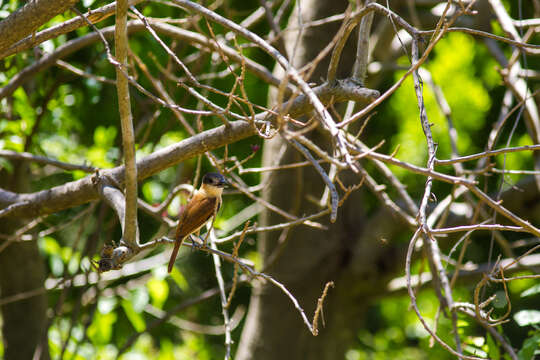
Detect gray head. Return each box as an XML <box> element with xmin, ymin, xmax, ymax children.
<box><xmin>202</xmin><ymin>172</ymin><xmax>229</xmax><ymax>188</ymax></box>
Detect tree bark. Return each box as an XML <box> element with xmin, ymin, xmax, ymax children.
<box><xmin>236</xmin><ymin>1</ymin><xmax>407</xmax><ymax>359</ymax></box>
<box><xmin>0</xmin><ymin>162</ymin><xmax>50</xmax><ymax>360</ymax></box>
<box><xmin>0</xmin><ymin>0</ymin><xmax>79</xmax><ymax>55</ymax></box>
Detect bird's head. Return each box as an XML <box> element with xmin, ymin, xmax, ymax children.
<box><xmin>202</xmin><ymin>172</ymin><xmax>229</xmax><ymax>188</ymax></box>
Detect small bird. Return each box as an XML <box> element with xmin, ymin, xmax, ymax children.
<box><xmin>168</xmin><ymin>172</ymin><xmax>228</xmax><ymax>273</ymax></box>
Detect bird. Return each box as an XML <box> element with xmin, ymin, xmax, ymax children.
<box><xmin>168</xmin><ymin>172</ymin><xmax>228</xmax><ymax>273</ymax></box>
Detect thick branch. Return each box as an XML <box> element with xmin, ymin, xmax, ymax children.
<box><xmin>0</xmin><ymin>0</ymin><xmax>145</xmax><ymax>59</ymax></box>
<box><xmin>283</xmin><ymin>79</ymin><xmax>379</xmax><ymax>117</ymax></box>
<box><xmin>0</xmin><ymin>0</ymin><xmax>79</xmax><ymax>55</ymax></box>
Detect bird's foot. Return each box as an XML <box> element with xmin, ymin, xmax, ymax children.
<box><xmin>190</xmin><ymin>235</ymin><xmax>206</xmax><ymax>250</ymax></box>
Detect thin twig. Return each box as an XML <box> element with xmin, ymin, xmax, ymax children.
<box><xmin>0</xmin><ymin>150</ymin><xmax>95</xmax><ymax>172</ymax></box>
<box><xmin>288</xmin><ymin>139</ymin><xmax>339</xmax><ymax>223</ymax></box>
<box><xmin>435</xmin><ymin>144</ymin><xmax>540</xmax><ymax>165</ymax></box>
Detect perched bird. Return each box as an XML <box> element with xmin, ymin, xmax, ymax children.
<box><xmin>168</xmin><ymin>172</ymin><xmax>228</xmax><ymax>273</ymax></box>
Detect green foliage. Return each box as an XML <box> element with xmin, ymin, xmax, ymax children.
<box><xmin>0</xmin><ymin>88</ymin><xmax>32</xmax><ymax>151</ymax></box>
<box><xmin>389</xmin><ymin>33</ymin><xmax>495</xmax><ymax>180</ymax></box>
<box><xmin>169</xmin><ymin>266</ymin><xmax>190</xmax><ymax>292</ymax></box>
<box><xmin>121</xmin><ymin>298</ymin><xmax>147</xmax><ymax>332</ymax></box>
<box><xmin>350</xmin><ymin>292</ymin><xmax>454</xmax><ymax>359</ymax></box>
<box><xmin>142</xmin><ymin>180</ymin><xmax>166</xmax><ymax>204</ymax></box>
<box><xmin>521</xmin><ymin>284</ymin><xmax>540</xmax><ymax>298</ymax></box>
<box><xmin>518</xmin><ymin>331</ymin><xmax>540</xmax><ymax>360</ymax></box>
<box><xmin>486</xmin><ymin>333</ymin><xmax>501</xmax><ymax>360</ymax></box>
<box><xmin>39</xmin><ymin>236</ymin><xmax>65</xmax><ymax>276</ymax></box>
<box><xmin>88</xmin><ymin>311</ymin><xmax>117</xmax><ymax>346</ymax></box>
<box><xmin>430</xmin><ymin>33</ymin><xmax>492</xmax><ymax>135</ymax></box>
<box><xmin>87</xmin><ymin>126</ymin><xmax>118</xmax><ymax>168</ymax></box>
<box><xmin>349</xmin><ymin>277</ymin><xmax>540</xmax><ymax>359</ymax></box>
<box><xmin>173</xmin><ymin>333</ymin><xmax>214</xmax><ymax>360</ymax></box>
<box><xmin>498</xmin><ymin>134</ymin><xmax>534</xmax><ymax>184</ymax></box>
<box><xmin>147</xmin><ymin>277</ymin><xmax>169</xmax><ymax>309</ymax></box>
<box><xmin>514</xmin><ymin>310</ymin><xmax>540</xmax><ymax>327</ymax></box>
<box><xmin>13</xmin><ymin>88</ymin><xmax>36</xmax><ymax>136</ymax></box>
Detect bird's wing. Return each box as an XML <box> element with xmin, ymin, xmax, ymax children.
<box><xmin>175</xmin><ymin>194</ymin><xmax>218</xmax><ymax>239</ymax></box>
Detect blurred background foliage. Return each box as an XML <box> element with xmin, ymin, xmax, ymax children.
<box><xmin>0</xmin><ymin>0</ymin><xmax>539</xmax><ymax>359</ymax></box>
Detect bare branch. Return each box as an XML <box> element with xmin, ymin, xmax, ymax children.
<box><xmin>0</xmin><ymin>0</ymin><xmax>79</xmax><ymax>55</ymax></box>
<box><xmin>115</xmin><ymin>0</ymin><xmax>139</xmax><ymax>248</ymax></box>
<box><xmin>0</xmin><ymin>150</ymin><xmax>95</xmax><ymax>173</ymax></box>
<box><xmin>0</xmin><ymin>0</ymin><xmax>145</xmax><ymax>59</ymax></box>
<box><xmin>431</xmin><ymin>224</ymin><xmax>527</xmax><ymax>235</ymax></box>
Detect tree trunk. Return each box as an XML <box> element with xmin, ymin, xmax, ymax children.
<box><xmin>0</xmin><ymin>162</ymin><xmax>50</xmax><ymax>360</ymax></box>
<box><xmin>236</xmin><ymin>1</ymin><xmax>407</xmax><ymax>359</ymax></box>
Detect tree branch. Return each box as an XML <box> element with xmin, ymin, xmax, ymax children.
<box><xmin>0</xmin><ymin>0</ymin><xmax>145</xmax><ymax>59</ymax></box>
<box><xmin>0</xmin><ymin>150</ymin><xmax>95</xmax><ymax>172</ymax></box>
<box><xmin>115</xmin><ymin>0</ymin><xmax>138</xmax><ymax>248</ymax></box>
<box><xmin>0</xmin><ymin>0</ymin><xmax>79</xmax><ymax>55</ymax></box>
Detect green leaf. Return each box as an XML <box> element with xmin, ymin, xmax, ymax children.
<box><xmin>170</xmin><ymin>267</ymin><xmax>189</xmax><ymax>291</ymax></box>
<box><xmin>486</xmin><ymin>333</ymin><xmax>500</xmax><ymax>360</ymax></box>
<box><xmin>98</xmin><ymin>297</ymin><xmax>117</xmax><ymax>314</ymax></box>
<box><xmin>71</xmin><ymin>170</ymin><xmax>86</xmax><ymax>180</ymax></box>
<box><xmin>49</xmin><ymin>255</ymin><xmax>64</xmax><ymax>277</ymax></box>
<box><xmin>142</xmin><ymin>181</ymin><xmax>165</xmax><ymax>203</ymax></box>
<box><xmin>131</xmin><ymin>287</ymin><xmax>149</xmax><ymax>312</ymax></box>
<box><xmin>40</xmin><ymin>236</ymin><xmax>61</xmax><ymax>255</ymax></box>
<box><xmin>87</xmin><ymin>147</ymin><xmax>112</xmax><ymax>168</ymax></box>
<box><xmin>521</xmin><ymin>284</ymin><xmax>540</xmax><ymax>298</ymax></box>
<box><xmin>94</xmin><ymin>126</ymin><xmax>117</xmax><ymax>147</ymax></box>
<box><xmin>48</xmin><ymin>333</ymin><xmax>61</xmax><ymax>358</ymax></box>
<box><xmin>518</xmin><ymin>332</ymin><xmax>540</xmax><ymax>360</ymax></box>
<box><xmin>13</xmin><ymin>87</ymin><xmax>35</xmax><ymax>135</ymax></box>
<box><xmin>121</xmin><ymin>299</ymin><xmax>146</xmax><ymax>332</ymax></box>
<box><xmin>514</xmin><ymin>310</ymin><xmax>540</xmax><ymax>326</ymax></box>
<box><xmin>88</xmin><ymin>311</ymin><xmax>117</xmax><ymax>345</ymax></box>
<box><xmin>60</xmin><ymin>246</ymin><xmax>73</xmax><ymax>263</ymax></box>
<box><xmin>157</xmin><ymin>339</ymin><xmax>175</xmax><ymax>360</ymax></box>
<box><xmin>67</xmin><ymin>254</ymin><xmax>80</xmax><ymax>275</ymax></box>
<box><xmin>147</xmin><ymin>278</ymin><xmax>169</xmax><ymax>309</ymax></box>
<box><xmin>0</xmin><ymin>157</ymin><xmax>14</xmax><ymax>173</ymax></box>
<box><xmin>246</xmin><ymin>250</ymin><xmax>261</xmax><ymax>270</ymax></box>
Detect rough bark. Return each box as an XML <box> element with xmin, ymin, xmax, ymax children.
<box><xmin>0</xmin><ymin>162</ymin><xmax>50</xmax><ymax>360</ymax></box>
<box><xmin>236</xmin><ymin>1</ymin><xmax>406</xmax><ymax>359</ymax></box>
<box><xmin>0</xmin><ymin>0</ymin><xmax>79</xmax><ymax>55</ymax></box>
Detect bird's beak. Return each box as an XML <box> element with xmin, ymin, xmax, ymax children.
<box><xmin>219</xmin><ymin>177</ymin><xmax>230</xmax><ymax>188</ymax></box>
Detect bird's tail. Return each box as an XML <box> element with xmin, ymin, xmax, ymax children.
<box><xmin>168</xmin><ymin>237</ymin><xmax>184</xmax><ymax>273</ymax></box>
